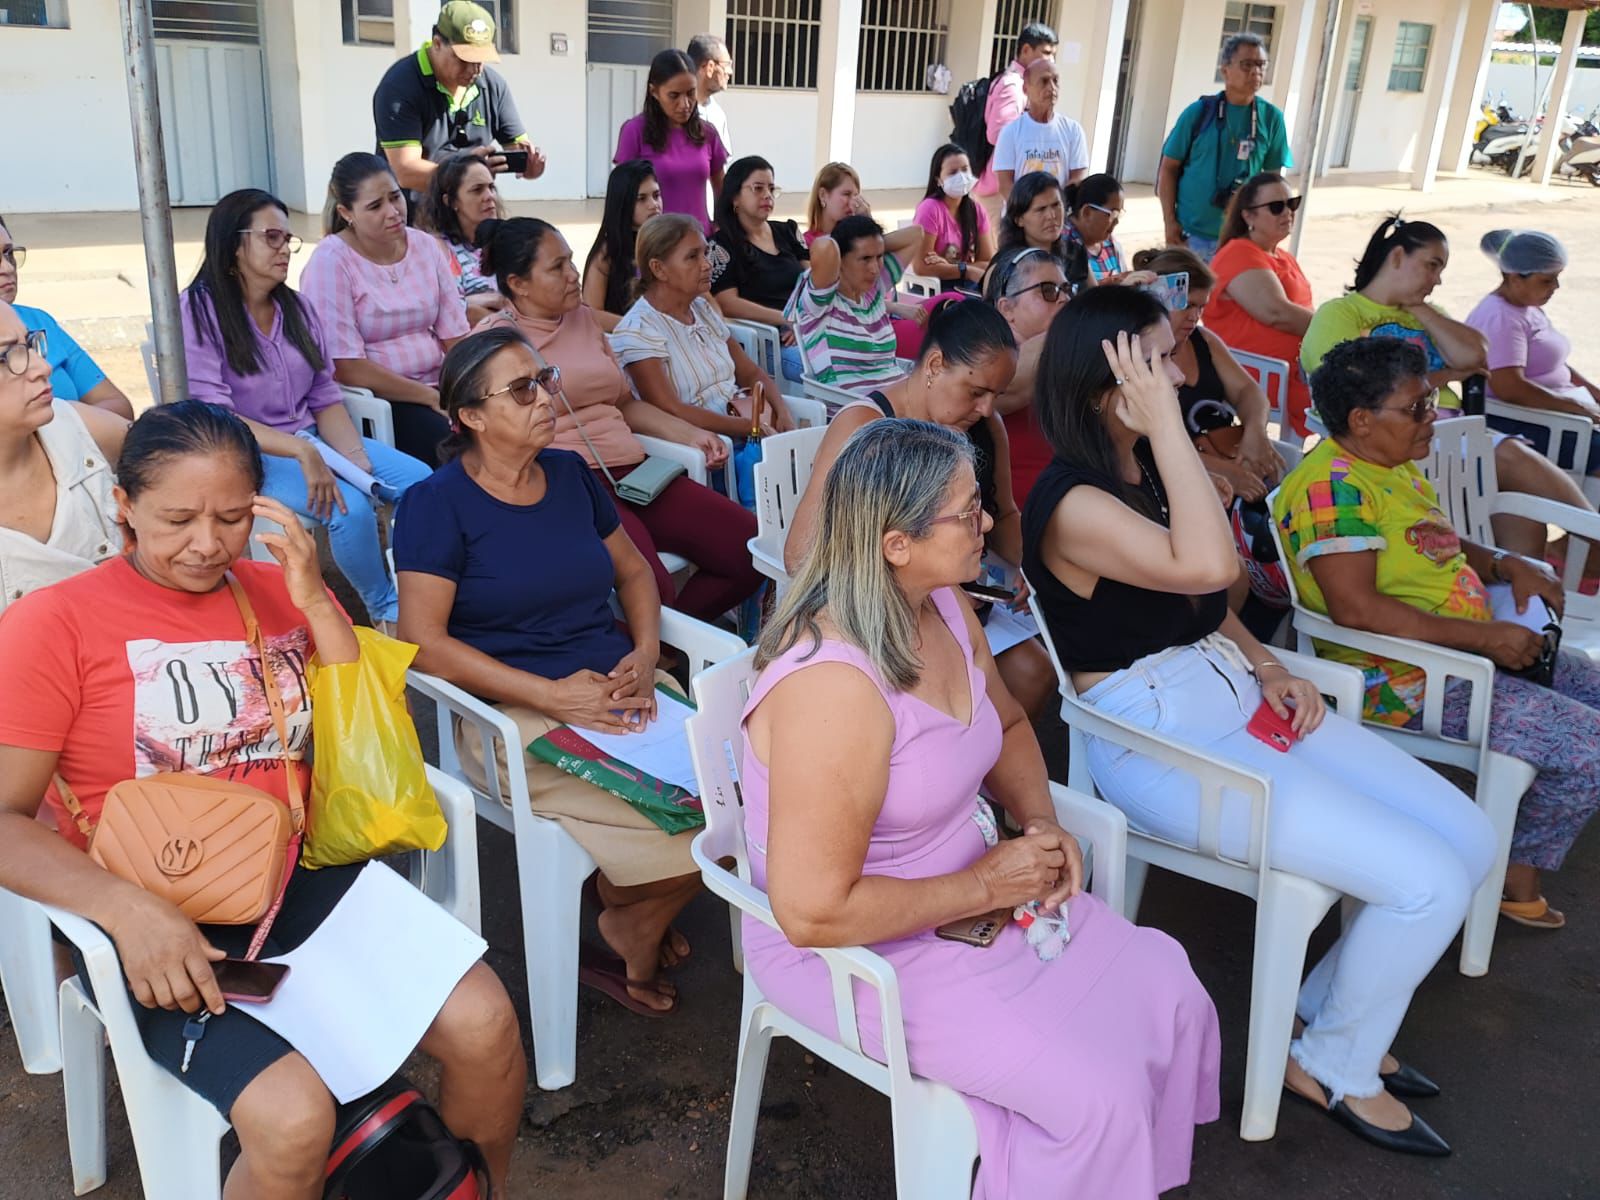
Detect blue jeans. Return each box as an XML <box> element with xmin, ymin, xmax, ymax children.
<box><xmin>259</xmin><ymin>436</ymin><xmax>430</xmax><ymax>622</ymax></box>
<box><xmin>1183</xmin><ymin>232</ymin><xmax>1219</xmax><ymax>263</ymax></box>
<box><xmin>780</xmin><ymin>344</ymin><xmax>805</xmax><ymax>383</ymax></box>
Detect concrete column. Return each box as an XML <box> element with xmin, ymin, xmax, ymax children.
<box><xmin>1273</xmin><ymin>0</ymin><xmax>1322</xmax><ymax>157</ymax></box>
<box><xmin>1076</xmin><ymin>0</ymin><xmax>1131</xmax><ymax>172</ymax></box>
<box><xmin>674</xmin><ymin>0</ymin><xmax>728</xmax><ymax>53</ymax></box>
<box><xmin>815</xmin><ymin>0</ymin><xmax>863</xmax><ymax>165</ymax></box>
<box><xmin>1532</xmin><ymin>8</ymin><xmax>1588</xmax><ymax>185</ymax></box>
<box><xmin>947</xmin><ymin>0</ymin><xmax>999</xmax><ymax>84</ymax></box>
<box><xmin>1409</xmin><ymin>0</ymin><xmax>1474</xmax><ymax>190</ymax></box>
<box><xmin>1439</xmin><ymin>0</ymin><xmax>1499</xmax><ymax>175</ymax></box>
<box><xmin>402</xmin><ymin>0</ymin><xmax>437</xmax><ymax>53</ymax></box>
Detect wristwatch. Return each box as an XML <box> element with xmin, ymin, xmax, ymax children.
<box><xmin>1491</xmin><ymin>549</ymin><xmax>1513</xmax><ymax>583</ymax></box>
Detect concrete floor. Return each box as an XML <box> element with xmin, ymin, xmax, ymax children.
<box><xmin>4</xmin><ymin>169</ymin><xmax>1600</xmax><ymax>1197</ymax></box>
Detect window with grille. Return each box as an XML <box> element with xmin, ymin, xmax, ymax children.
<box><xmin>1388</xmin><ymin>21</ymin><xmax>1432</xmax><ymax>93</ymax></box>
<box><xmin>1215</xmin><ymin>2</ymin><xmax>1278</xmax><ymax>84</ymax></box>
<box><xmin>858</xmin><ymin>0</ymin><xmax>950</xmax><ymax>93</ymax></box>
<box><xmin>590</xmin><ymin>0</ymin><xmax>674</xmax><ymax>67</ymax></box>
<box><xmin>341</xmin><ymin>0</ymin><xmax>393</xmax><ymax>46</ymax></box>
<box><xmin>0</xmin><ymin>0</ymin><xmax>68</xmax><ymax>26</ymax></box>
<box><xmin>989</xmin><ymin>0</ymin><xmax>1055</xmax><ymax>77</ymax></box>
<box><xmin>152</xmin><ymin>0</ymin><xmax>259</xmax><ymax>43</ymax></box>
<box><xmin>726</xmin><ymin>0</ymin><xmax>820</xmax><ymax>89</ymax></box>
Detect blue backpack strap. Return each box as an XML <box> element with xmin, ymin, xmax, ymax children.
<box><xmin>1183</xmin><ymin>92</ymin><xmax>1226</xmax><ymax>162</ymax></box>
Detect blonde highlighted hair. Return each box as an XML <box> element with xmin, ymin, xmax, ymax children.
<box><xmin>756</xmin><ymin>419</ymin><xmax>975</xmax><ymax>692</ymax></box>
<box><xmin>807</xmin><ymin>161</ymin><xmax>862</xmax><ymax>235</ymax></box>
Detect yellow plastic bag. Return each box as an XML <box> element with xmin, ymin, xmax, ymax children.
<box><xmin>302</xmin><ymin>627</ymin><xmax>447</xmax><ymax>868</ymax></box>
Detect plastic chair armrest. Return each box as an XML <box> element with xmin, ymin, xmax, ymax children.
<box><xmin>783</xmin><ymin>396</ymin><xmax>828</xmax><ymax>428</ymax></box>
<box><xmin>1489</xmin><ymin>491</ymin><xmax>1600</xmax><ymax>543</ymax></box>
<box><xmin>1046</xmin><ymin>782</ymin><xmax>1127</xmax><ymax>912</ymax></box>
<box><xmin>749</xmin><ymin>537</ymin><xmax>788</xmax><ymax>585</ymax></box>
<box><xmin>635</xmin><ymin>435</ymin><xmax>708</xmax><ymax>486</ymax></box>
<box><xmin>1274</xmin><ymin>648</ymin><xmax>1364</xmax><ymax>716</ymax></box>
<box><xmin>659</xmin><ymin>608</ymin><xmax>747</xmax><ymax>676</ymax></box>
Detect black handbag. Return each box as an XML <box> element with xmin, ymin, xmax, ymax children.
<box><xmin>324</xmin><ymin>1076</ymin><xmax>491</xmax><ymax>1200</ymax></box>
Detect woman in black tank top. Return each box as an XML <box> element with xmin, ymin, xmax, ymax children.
<box><xmin>1021</xmin><ymin>285</ymin><xmax>1493</xmax><ymax>1159</ymax></box>
<box><xmin>786</xmin><ymin>300</ymin><xmax>1060</xmax><ymax>718</ymax></box>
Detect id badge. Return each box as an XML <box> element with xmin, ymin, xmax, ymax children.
<box><xmin>1236</xmin><ymin>137</ymin><xmax>1256</xmax><ymax>161</ymax></box>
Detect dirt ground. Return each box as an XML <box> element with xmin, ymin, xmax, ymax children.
<box><xmin>4</xmin><ymin>177</ymin><xmax>1600</xmax><ymax>1198</ymax></box>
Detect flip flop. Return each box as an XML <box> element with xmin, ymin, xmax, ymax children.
<box><xmin>1500</xmin><ymin>895</ymin><xmax>1566</xmax><ymax>929</ymax></box>
<box><xmin>582</xmin><ymin>873</ymin><xmax>692</xmax><ymax>967</ymax></box>
<box><xmin>578</xmin><ymin>960</ymin><xmax>678</xmax><ymax>1018</ymax></box>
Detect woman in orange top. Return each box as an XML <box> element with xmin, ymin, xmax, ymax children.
<box><xmin>1206</xmin><ymin>173</ymin><xmax>1315</xmax><ymax>436</ymax></box>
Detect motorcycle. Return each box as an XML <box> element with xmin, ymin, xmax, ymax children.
<box><xmin>1474</xmin><ymin>100</ymin><xmax>1514</xmax><ymax>145</ymax></box>
<box><xmin>1473</xmin><ymin>100</ymin><xmax>1530</xmax><ymax>172</ymax></box>
<box><xmin>1477</xmin><ymin>111</ymin><xmax>1580</xmax><ymax>177</ymax></box>
<box><xmin>1555</xmin><ymin>113</ymin><xmax>1600</xmax><ymax>185</ymax></box>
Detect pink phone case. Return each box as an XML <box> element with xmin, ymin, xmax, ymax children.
<box><xmin>1245</xmin><ymin>700</ymin><xmax>1297</xmax><ymax>752</ymax></box>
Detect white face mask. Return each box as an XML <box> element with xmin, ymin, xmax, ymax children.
<box><xmin>941</xmin><ymin>170</ymin><xmax>977</xmax><ymax>199</ymax></box>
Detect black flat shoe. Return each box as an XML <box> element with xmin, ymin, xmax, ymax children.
<box><xmin>1284</xmin><ymin>1081</ymin><xmax>1451</xmax><ymax>1157</ymax></box>
<box><xmin>1380</xmin><ymin>1060</ymin><xmax>1441</xmax><ymax>1099</ymax></box>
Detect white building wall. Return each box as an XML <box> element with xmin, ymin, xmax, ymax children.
<box><xmin>1338</xmin><ymin>0</ymin><xmax>1451</xmax><ymax>175</ymax></box>
<box><xmin>851</xmin><ymin>93</ymin><xmax>956</xmax><ymax>189</ymax></box>
<box><xmin>720</xmin><ymin>90</ymin><xmax>822</xmax><ymax>192</ymax></box>
<box><xmin>2</xmin><ymin>1</ymin><xmax>140</xmax><ymax>212</ymax></box>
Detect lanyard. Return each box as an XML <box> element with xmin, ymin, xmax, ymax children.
<box><xmin>1214</xmin><ymin>94</ymin><xmax>1260</xmax><ymax>190</ymax></box>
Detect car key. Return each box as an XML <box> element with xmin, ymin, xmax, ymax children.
<box><xmin>180</xmin><ymin>1010</ymin><xmax>212</xmax><ymax>1075</ymax></box>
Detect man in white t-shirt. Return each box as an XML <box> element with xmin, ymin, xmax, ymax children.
<box><xmin>992</xmin><ymin>59</ymin><xmax>1089</xmax><ymax>204</ymax></box>
<box><xmin>689</xmin><ymin>33</ymin><xmax>733</xmax><ymax>154</ymax></box>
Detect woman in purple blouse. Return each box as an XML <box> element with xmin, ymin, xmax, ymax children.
<box><xmin>613</xmin><ymin>49</ymin><xmax>726</xmax><ymax>232</ymax></box>
<box><xmin>181</xmin><ymin>188</ymin><xmax>430</xmax><ymax>628</ymax></box>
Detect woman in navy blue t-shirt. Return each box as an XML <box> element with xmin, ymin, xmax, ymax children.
<box><xmin>394</xmin><ymin>325</ymin><xmax>700</xmax><ymax>1017</ymax></box>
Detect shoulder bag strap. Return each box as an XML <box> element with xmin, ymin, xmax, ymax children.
<box><xmin>225</xmin><ymin>572</ymin><xmax>305</xmax><ymax>837</ymax></box>
<box><xmin>528</xmin><ymin>341</ymin><xmax>626</xmax><ymax>490</ymax></box>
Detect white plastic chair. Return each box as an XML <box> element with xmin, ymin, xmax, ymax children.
<box><xmin>4</xmin><ymin>764</ymin><xmax>479</xmax><ymax>1196</ymax></box>
<box><xmin>1229</xmin><ymin>347</ymin><xmax>1291</xmax><ymax>434</ymax></box>
<box><xmin>748</xmin><ymin>427</ymin><xmax>829</xmax><ymax>600</ymax></box>
<box><xmin>685</xmin><ymin>647</ymin><xmax>1127</xmax><ymax>1198</ymax></box>
<box><xmin>725</xmin><ymin>318</ymin><xmax>802</xmax><ymax>400</ymax></box>
<box><xmin>800</xmin><ymin>357</ymin><xmax>913</xmax><ymax>420</ymax></box>
<box><xmin>1420</xmin><ymin>416</ymin><xmax>1600</xmax><ymax>660</ymax></box>
<box><xmin>1483</xmin><ymin>398</ymin><xmax>1600</xmax><ymax>505</ymax></box>
<box><xmin>0</xmin><ymin>885</ymin><xmax>61</xmax><ymax>1074</ymax></box>
<box><xmin>1264</xmin><ymin>488</ymin><xmax>1538</xmax><ymax>977</ymax></box>
<box><xmin>1023</xmin><ymin>583</ymin><xmax>1365</xmax><ymax>1141</ymax></box>
<box><xmin>339</xmin><ymin>385</ymin><xmax>396</xmax><ymax>448</ymax></box>
<box><xmin>407</xmin><ymin>609</ymin><xmax>746</xmax><ymax>1090</ymax></box>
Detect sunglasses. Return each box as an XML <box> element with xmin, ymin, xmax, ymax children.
<box><xmin>0</xmin><ymin>244</ymin><xmax>24</xmax><ymax>270</ymax></box>
<box><xmin>928</xmin><ymin>504</ymin><xmax>985</xmax><ymax>537</ymax></box>
<box><xmin>1012</xmin><ymin>279</ymin><xmax>1068</xmax><ymax>303</ymax></box>
<box><xmin>1245</xmin><ymin>196</ymin><xmax>1302</xmax><ymax>216</ymax></box>
<box><xmin>0</xmin><ymin>328</ymin><xmax>47</xmax><ymax>376</ymax></box>
<box><xmin>1375</xmin><ymin>394</ymin><xmax>1437</xmax><ymax>423</ymax></box>
<box><xmin>480</xmin><ymin>364</ymin><xmax>560</xmax><ymax>406</ymax></box>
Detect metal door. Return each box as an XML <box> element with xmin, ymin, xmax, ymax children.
<box><xmin>151</xmin><ymin>0</ymin><xmax>273</xmax><ymax>205</ymax></box>
<box><xmin>1330</xmin><ymin>15</ymin><xmax>1373</xmax><ymax>170</ymax></box>
<box><xmin>1106</xmin><ymin>0</ymin><xmax>1144</xmax><ymax>178</ymax></box>
<box><xmin>586</xmin><ymin>0</ymin><xmax>676</xmax><ymax>196</ymax></box>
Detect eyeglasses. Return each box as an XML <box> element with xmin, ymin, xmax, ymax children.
<box><xmin>0</xmin><ymin>329</ymin><xmax>47</xmax><ymax>376</ymax></box>
<box><xmin>1083</xmin><ymin>203</ymin><xmax>1121</xmax><ymax>219</ymax></box>
<box><xmin>1231</xmin><ymin>59</ymin><xmax>1269</xmax><ymax>72</ymax></box>
<box><xmin>479</xmin><ymin>364</ymin><xmax>560</xmax><ymax>406</ymax></box>
<box><xmin>1375</xmin><ymin>394</ymin><xmax>1437</xmax><ymax>423</ymax></box>
<box><xmin>1245</xmin><ymin>196</ymin><xmax>1302</xmax><ymax>216</ymax></box>
<box><xmin>0</xmin><ymin>244</ymin><xmax>24</xmax><ymax>270</ymax></box>
<box><xmin>239</xmin><ymin>230</ymin><xmax>304</xmax><ymax>253</ymax></box>
<box><xmin>928</xmin><ymin>504</ymin><xmax>985</xmax><ymax>537</ymax></box>
<box><xmin>1012</xmin><ymin>279</ymin><xmax>1068</xmax><ymax>303</ymax></box>
<box><xmin>743</xmin><ymin>183</ymin><xmax>782</xmax><ymax>200</ymax></box>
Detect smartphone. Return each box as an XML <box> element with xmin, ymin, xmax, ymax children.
<box><xmin>935</xmin><ymin>908</ymin><xmax>1010</xmax><ymax>947</ymax></box>
<box><xmin>498</xmin><ymin>148</ymin><xmax>529</xmax><ymax>174</ymax></box>
<box><xmin>1139</xmin><ymin>271</ymin><xmax>1190</xmax><ymax>312</ymax></box>
<box><xmin>1245</xmin><ymin>700</ymin><xmax>1297</xmax><ymax>753</ymax></box>
<box><xmin>214</xmin><ymin>958</ymin><xmax>290</xmax><ymax>1004</ymax></box>
<box><xmin>962</xmin><ymin>580</ymin><xmax>1016</xmax><ymax>605</ymax></box>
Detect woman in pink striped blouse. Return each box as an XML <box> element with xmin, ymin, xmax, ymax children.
<box><xmin>300</xmin><ymin>153</ymin><xmax>471</xmax><ymax>466</ymax></box>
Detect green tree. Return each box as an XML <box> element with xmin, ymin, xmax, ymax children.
<box><xmin>1525</xmin><ymin>6</ymin><xmax>1600</xmax><ymax>45</ymax></box>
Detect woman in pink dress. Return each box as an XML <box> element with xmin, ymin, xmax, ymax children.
<box><xmin>741</xmin><ymin>417</ymin><xmax>1221</xmax><ymax>1198</ymax></box>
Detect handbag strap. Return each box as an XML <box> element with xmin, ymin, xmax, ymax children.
<box><xmin>528</xmin><ymin>341</ymin><xmax>626</xmax><ymax>492</ymax></box>
<box><xmin>54</xmin><ymin>572</ymin><xmax>306</xmax><ymax>841</ymax></box>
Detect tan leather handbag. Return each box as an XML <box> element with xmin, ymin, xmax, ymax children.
<box><xmin>58</xmin><ymin>574</ymin><xmax>306</xmax><ymax>932</ymax></box>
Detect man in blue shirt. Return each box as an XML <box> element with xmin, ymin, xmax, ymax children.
<box><xmin>1158</xmin><ymin>32</ymin><xmax>1292</xmax><ymax>263</ymax></box>
<box><xmin>0</xmin><ymin>215</ymin><xmax>132</xmax><ymax>416</ymax></box>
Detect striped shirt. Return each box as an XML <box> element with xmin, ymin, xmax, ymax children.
<box><xmin>784</xmin><ymin>257</ymin><xmax>904</xmax><ymax>393</ymax></box>
<box><xmin>299</xmin><ymin>227</ymin><xmax>471</xmax><ymax>387</ymax></box>
<box><xmin>610</xmin><ymin>295</ymin><xmax>739</xmax><ymax>412</ymax></box>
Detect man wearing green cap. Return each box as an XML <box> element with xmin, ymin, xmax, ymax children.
<box><xmin>373</xmin><ymin>0</ymin><xmax>546</xmax><ymax>200</ymax></box>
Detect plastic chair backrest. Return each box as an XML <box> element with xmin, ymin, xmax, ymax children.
<box><xmin>685</xmin><ymin>647</ymin><xmax>760</xmax><ymax>885</ymax></box>
<box><xmin>1417</xmin><ymin>416</ymin><xmax>1497</xmax><ymax>547</ymax></box>
<box><xmin>752</xmin><ymin>426</ymin><xmax>828</xmax><ymax>572</ymax></box>
<box><xmin>1230</xmin><ymin>348</ymin><xmax>1290</xmax><ymax>425</ymax></box>
<box><xmin>727</xmin><ymin>320</ymin><xmax>782</xmax><ymax>381</ymax></box>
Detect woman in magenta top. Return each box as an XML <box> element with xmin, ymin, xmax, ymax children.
<box><xmin>911</xmin><ymin>143</ymin><xmax>995</xmax><ymax>291</ymax></box>
<box><xmin>613</xmin><ymin>49</ymin><xmax>726</xmax><ymax>233</ymax></box>
<box><xmin>300</xmin><ymin>153</ymin><xmax>471</xmax><ymax>467</ymax></box>
<box><xmin>743</xmin><ymin>418</ymin><xmax>1219</xmax><ymax>1198</ymax></box>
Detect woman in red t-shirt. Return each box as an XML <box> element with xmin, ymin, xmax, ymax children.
<box><xmin>0</xmin><ymin>402</ymin><xmax>524</xmax><ymax>1196</ymax></box>
<box><xmin>1206</xmin><ymin>173</ymin><xmax>1316</xmax><ymax>436</ymax></box>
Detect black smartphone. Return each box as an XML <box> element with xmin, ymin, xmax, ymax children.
<box><xmin>498</xmin><ymin>148</ymin><xmax>529</xmax><ymax>174</ymax></box>
<box><xmin>962</xmin><ymin>580</ymin><xmax>1016</xmax><ymax>605</ymax></box>
<box><xmin>214</xmin><ymin>959</ymin><xmax>290</xmax><ymax>1004</ymax></box>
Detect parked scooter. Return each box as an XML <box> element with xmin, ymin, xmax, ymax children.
<box><xmin>1474</xmin><ymin>101</ymin><xmax>1530</xmax><ymax>172</ymax></box>
<box><xmin>1556</xmin><ymin>113</ymin><xmax>1600</xmax><ymax>185</ymax></box>
<box><xmin>1478</xmin><ymin>111</ymin><xmax>1580</xmax><ymax>177</ymax></box>
<box><xmin>1475</xmin><ymin>101</ymin><xmax>1514</xmax><ymax>145</ymax></box>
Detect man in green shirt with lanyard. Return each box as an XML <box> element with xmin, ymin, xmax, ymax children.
<box><xmin>1158</xmin><ymin>32</ymin><xmax>1291</xmax><ymax>262</ymax></box>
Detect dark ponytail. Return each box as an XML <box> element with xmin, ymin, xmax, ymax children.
<box><xmin>118</xmin><ymin>400</ymin><xmax>264</xmax><ymax>502</ymax></box>
<box><xmin>1351</xmin><ymin>214</ymin><xmax>1447</xmax><ymax>292</ymax></box>
<box><xmin>475</xmin><ymin>216</ymin><xmax>559</xmax><ymax>295</ymax></box>
<box><xmin>323</xmin><ymin>152</ymin><xmax>396</xmax><ymax>237</ymax></box>
<box><xmin>916</xmin><ymin>298</ymin><xmax>1017</xmax><ymax>368</ymax></box>
<box><xmin>436</xmin><ymin>326</ymin><xmax>531</xmax><ymax>463</ymax></box>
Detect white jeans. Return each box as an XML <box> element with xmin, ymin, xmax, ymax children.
<box><xmin>1080</xmin><ymin>638</ymin><xmax>1497</xmax><ymax>1101</ymax></box>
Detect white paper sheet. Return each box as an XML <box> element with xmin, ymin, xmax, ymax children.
<box><xmin>1487</xmin><ymin>581</ymin><xmax>1557</xmax><ymax>633</ymax></box>
<box><xmin>984</xmin><ymin>605</ymin><xmax>1041</xmax><ymax>657</ymax></box>
<box><xmin>247</xmin><ymin>862</ymin><xmax>486</xmax><ymax>1103</ymax></box>
<box><xmin>574</xmin><ymin>688</ymin><xmax>701</xmax><ymax>794</ymax></box>
<box><xmin>299</xmin><ymin>435</ymin><xmax>396</xmax><ymax>501</ymax></box>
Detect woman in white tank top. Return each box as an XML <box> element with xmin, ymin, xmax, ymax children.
<box><xmin>0</xmin><ymin>301</ymin><xmax>128</xmax><ymax>613</ymax></box>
